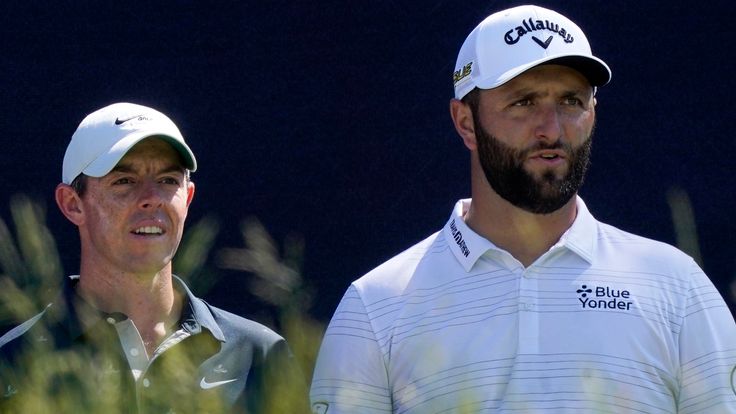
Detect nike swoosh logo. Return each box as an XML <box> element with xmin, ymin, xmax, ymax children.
<box><xmin>199</xmin><ymin>377</ymin><xmax>238</xmax><ymax>390</ymax></box>
<box><xmin>532</xmin><ymin>35</ymin><xmax>553</xmax><ymax>49</ymax></box>
<box><xmin>114</xmin><ymin>115</ymin><xmax>142</xmax><ymax>125</ymax></box>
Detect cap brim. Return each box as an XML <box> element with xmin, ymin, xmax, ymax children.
<box><xmin>82</xmin><ymin>133</ymin><xmax>197</xmax><ymax>178</ymax></box>
<box><xmin>477</xmin><ymin>54</ymin><xmax>611</xmax><ymax>90</ymax></box>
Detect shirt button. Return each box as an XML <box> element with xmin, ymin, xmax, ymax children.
<box><xmin>142</xmin><ymin>378</ymin><xmax>151</xmax><ymax>387</ymax></box>
<box><xmin>130</xmin><ymin>348</ymin><xmax>140</xmax><ymax>357</ymax></box>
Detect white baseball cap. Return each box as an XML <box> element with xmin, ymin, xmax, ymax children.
<box><xmin>453</xmin><ymin>5</ymin><xmax>611</xmax><ymax>99</ymax></box>
<box><xmin>62</xmin><ymin>102</ymin><xmax>197</xmax><ymax>184</ymax></box>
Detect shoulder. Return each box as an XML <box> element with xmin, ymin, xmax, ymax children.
<box><xmin>352</xmin><ymin>230</ymin><xmax>446</xmax><ymax>301</ymax></box>
<box><xmin>0</xmin><ymin>305</ymin><xmax>52</xmax><ymax>350</ymax></box>
<box><xmin>0</xmin><ymin>305</ymin><xmax>55</xmax><ymax>378</ymax></box>
<box><xmin>215</xmin><ymin>306</ymin><xmax>282</xmax><ymax>341</ymax></box>
<box><xmin>175</xmin><ymin>276</ymin><xmax>286</xmax><ymax>349</ymax></box>
<box><xmin>595</xmin><ymin>221</ymin><xmax>696</xmax><ymax>268</ymax></box>
<box><xmin>590</xmin><ymin>221</ymin><xmax>710</xmax><ymax>306</ymax></box>
<box><xmin>194</xmin><ymin>297</ymin><xmax>287</xmax><ymax>353</ymax></box>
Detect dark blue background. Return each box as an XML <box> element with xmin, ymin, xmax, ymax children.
<box><xmin>2</xmin><ymin>1</ymin><xmax>734</xmax><ymax>323</ymax></box>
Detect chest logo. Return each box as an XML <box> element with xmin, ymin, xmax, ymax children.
<box><xmin>577</xmin><ymin>285</ymin><xmax>633</xmax><ymax>311</ymax></box>
<box><xmin>199</xmin><ymin>377</ymin><xmax>238</xmax><ymax>390</ymax></box>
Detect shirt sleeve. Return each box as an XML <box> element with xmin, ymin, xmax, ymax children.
<box><xmin>310</xmin><ymin>285</ymin><xmax>393</xmax><ymax>413</ymax></box>
<box><xmin>245</xmin><ymin>336</ymin><xmax>311</xmax><ymax>414</ymax></box>
<box><xmin>677</xmin><ymin>261</ymin><xmax>736</xmax><ymax>413</ymax></box>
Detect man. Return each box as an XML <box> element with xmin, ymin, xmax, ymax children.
<box><xmin>310</xmin><ymin>5</ymin><xmax>736</xmax><ymax>413</ymax></box>
<box><xmin>0</xmin><ymin>102</ymin><xmax>309</xmax><ymax>413</ymax></box>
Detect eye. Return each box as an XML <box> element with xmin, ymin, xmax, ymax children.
<box><xmin>112</xmin><ymin>177</ymin><xmax>134</xmax><ymax>185</ymax></box>
<box><xmin>160</xmin><ymin>176</ymin><xmax>182</xmax><ymax>186</ymax></box>
<box><xmin>511</xmin><ymin>98</ymin><xmax>533</xmax><ymax>107</ymax></box>
<box><xmin>562</xmin><ymin>96</ymin><xmax>583</xmax><ymax>106</ymax></box>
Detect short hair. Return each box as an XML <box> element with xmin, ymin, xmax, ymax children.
<box><xmin>70</xmin><ymin>174</ymin><xmax>88</xmax><ymax>197</ymax></box>
<box><xmin>462</xmin><ymin>87</ymin><xmax>481</xmax><ymax>121</ymax></box>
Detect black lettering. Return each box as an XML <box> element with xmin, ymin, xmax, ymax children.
<box><xmin>506</xmin><ymin>18</ymin><xmax>574</xmax><ymax>46</ymax></box>
<box><xmin>449</xmin><ymin>219</ymin><xmax>471</xmax><ymax>257</ymax></box>
<box><xmin>504</xmin><ymin>29</ymin><xmax>519</xmax><ymax>44</ymax></box>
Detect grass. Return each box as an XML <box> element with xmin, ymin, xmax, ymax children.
<box><xmin>1</xmin><ymin>188</ymin><xmax>734</xmax><ymax>412</ymax></box>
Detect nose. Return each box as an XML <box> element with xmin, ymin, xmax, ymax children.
<box><xmin>138</xmin><ymin>180</ymin><xmax>164</xmax><ymax>209</ymax></box>
<box><xmin>533</xmin><ymin>104</ymin><xmax>563</xmax><ymax>143</ymax></box>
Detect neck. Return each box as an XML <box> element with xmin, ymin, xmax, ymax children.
<box><xmin>465</xmin><ymin>171</ymin><xmax>577</xmax><ymax>267</ymax></box>
<box><xmin>76</xmin><ymin>266</ymin><xmax>183</xmax><ymax>353</ymax></box>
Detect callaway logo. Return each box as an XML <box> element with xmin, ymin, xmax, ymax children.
<box><xmin>114</xmin><ymin>115</ymin><xmax>148</xmax><ymax>125</ymax></box>
<box><xmin>504</xmin><ymin>17</ymin><xmax>574</xmax><ymax>46</ymax></box>
<box><xmin>199</xmin><ymin>377</ymin><xmax>238</xmax><ymax>390</ymax></box>
<box><xmin>577</xmin><ymin>284</ymin><xmax>633</xmax><ymax>311</ymax></box>
<box><xmin>532</xmin><ymin>35</ymin><xmax>553</xmax><ymax>49</ymax></box>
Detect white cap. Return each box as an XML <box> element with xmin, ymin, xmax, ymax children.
<box><xmin>62</xmin><ymin>102</ymin><xmax>197</xmax><ymax>184</ymax></box>
<box><xmin>453</xmin><ymin>5</ymin><xmax>611</xmax><ymax>99</ymax></box>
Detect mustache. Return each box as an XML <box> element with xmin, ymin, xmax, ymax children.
<box><xmin>521</xmin><ymin>120</ymin><xmax>597</xmax><ymax>156</ymax></box>
<box><xmin>520</xmin><ymin>140</ymin><xmax>571</xmax><ymax>156</ymax></box>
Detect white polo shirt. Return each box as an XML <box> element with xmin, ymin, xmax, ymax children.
<box><xmin>310</xmin><ymin>197</ymin><xmax>736</xmax><ymax>413</ymax></box>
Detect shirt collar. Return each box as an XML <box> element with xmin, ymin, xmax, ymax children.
<box><xmin>443</xmin><ymin>196</ymin><xmax>598</xmax><ymax>272</ymax></box>
<box><xmin>557</xmin><ymin>196</ymin><xmax>597</xmax><ymax>264</ymax></box>
<box><xmin>443</xmin><ymin>199</ymin><xmax>496</xmax><ymax>272</ymax></box>
<box><xmin>172</xmin><ymin>275</ymin><xmax>225</xmax><ymax>342</ymax></box>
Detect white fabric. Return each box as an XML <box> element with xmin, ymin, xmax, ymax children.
<box><xmin>453</xmin><ymin>5</ymin><xmax>610</xmax><ymax>99</ymax></box>
<box><xmin>311</xmin><ymin>197</ymin><xmax>736</xmax><ymax>413</ymax></box>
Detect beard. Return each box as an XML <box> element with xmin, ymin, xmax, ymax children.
<box><xmin>474</xmin><ymin>118</ymin><xmax>593</xmax><ymax>215</ymax></box>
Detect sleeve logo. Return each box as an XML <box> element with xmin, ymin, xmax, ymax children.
<box><xmin>312</xmin><ymin>402</ymin><xmax>329</xmax><ymax>414</ymax></box>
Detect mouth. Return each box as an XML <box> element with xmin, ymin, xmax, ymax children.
<box><xmin>530</xmin><ymin>149</ymin><xmax>566</xmax><ymax>162</ymax></box>
<box><xmin>132</xmin><ymin>226</ymin><xmax>164</xmax><ymax>235</ymax></box>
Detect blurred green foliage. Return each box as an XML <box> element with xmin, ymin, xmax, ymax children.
<box><xmin>0</xmin><ymin>195</ymin><xmax>64</xmax><ymax>325</ymax></box>
<box><xmin>1</xmin><ymin>189</ymin><xmax>734</xmax><ymax>412</ymax></box>
<box><xmin>0</xmin><ymin>194</ymin><xmax>323</xmax><ymax>412</ymax></box>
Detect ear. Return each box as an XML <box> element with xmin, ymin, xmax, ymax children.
<box><xmin>186</xmin><ymin>180</ymin><xmax>195</xmax><ymax>207</ymax></box>
<box><xmin>55</xmin><ymin>183</ymin><xmax>85</xmax><ymax>226</ymax></box>
<box><xmin>449</xmin><ymin>98</ymin><xmax>478</xmax><ymax>151</ymax></box>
